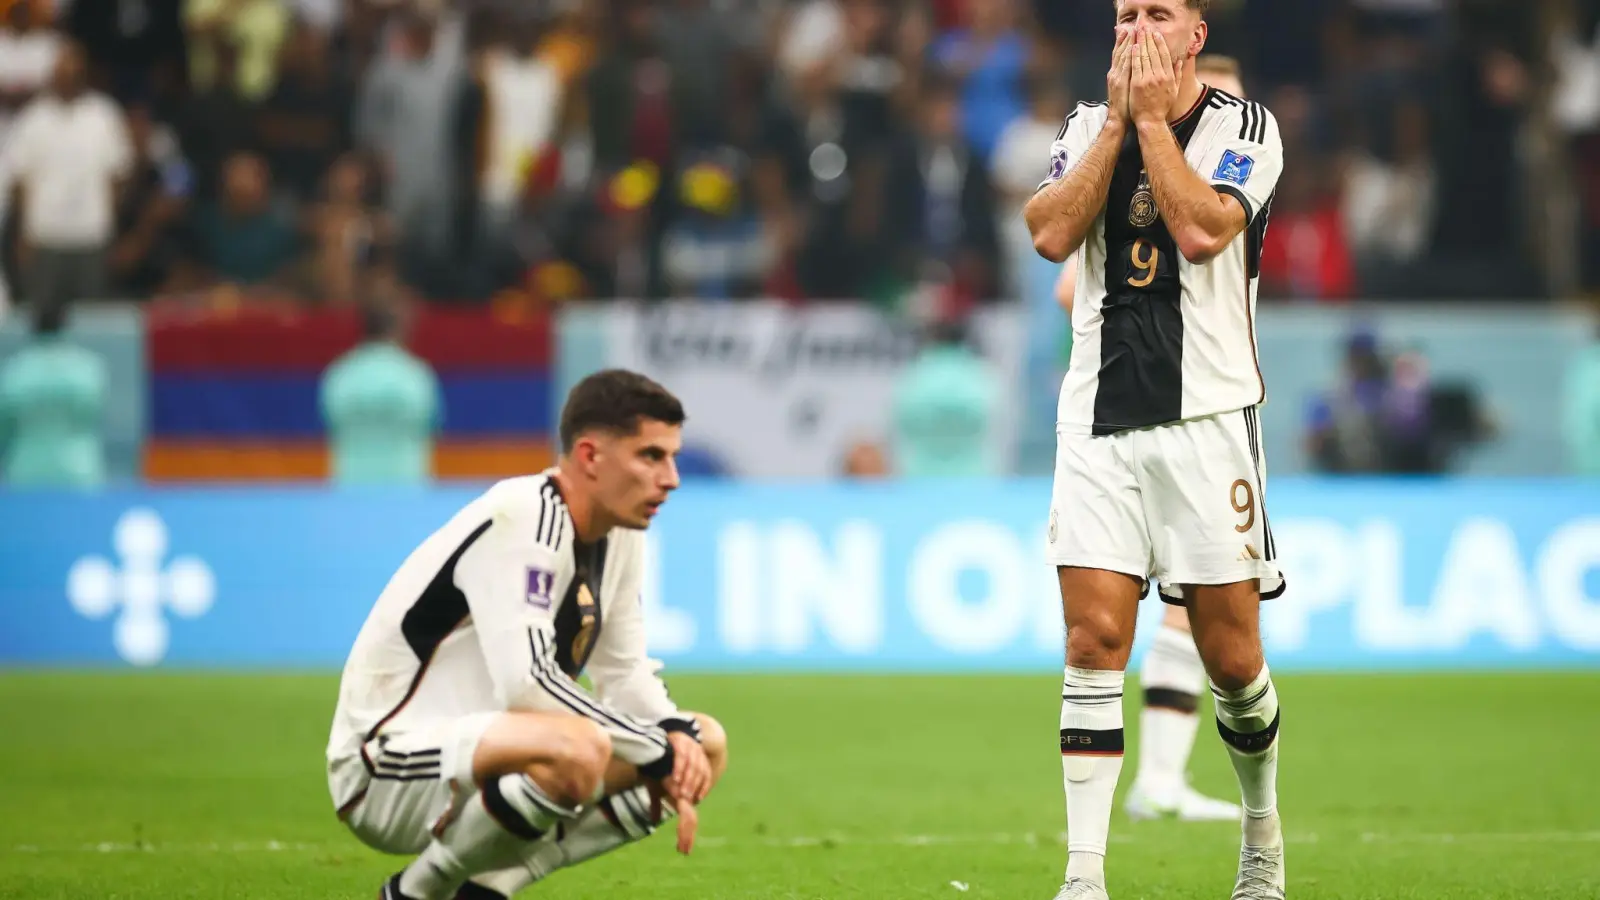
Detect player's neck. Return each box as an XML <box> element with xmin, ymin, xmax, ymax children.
<box><xmin>550</xmin><ymin>467</ymin><xmax>612</xmax><ymax>544</ymax></box>
<box><xmin>1167</xmin><ymin>68</ymin><xmax>1205</xmax><ymax>123</ymax></box>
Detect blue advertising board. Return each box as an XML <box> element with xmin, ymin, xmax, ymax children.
<box><xmin>2</xmin><ymin>480</ymin><xmax>1598</xmax><ymax>671</ymax></box>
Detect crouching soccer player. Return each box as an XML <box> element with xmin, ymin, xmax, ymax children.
<box><xmin>325</xmin><ymin>369</ymin><xmax>728</xmax><ymax>899</ymax></box>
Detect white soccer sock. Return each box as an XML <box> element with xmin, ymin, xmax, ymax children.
<box><xmin>1212</xmin><ymin>665</ymin><xmax>1282</xmax><ymax>846</ymax></box>
<box><xmin>465</xmin><ymin>785</ymin><xmax>660</xmax><ymax>895</ymax></box>
<box><xmin>1060</xmin><ymin>666</ymin><xmax>1126</xmax><ymax>885</ymax></box>
<box><xmin>1135</xmin><ymin>624</ymin><xmax>1207</xmax><ymax>801</ymax></box>
<box><xmin>398</xmin><ymin>774</ymin><xmax>578</xmax><ymax>900</ymax></box>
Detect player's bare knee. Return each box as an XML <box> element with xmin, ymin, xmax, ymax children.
<box><xmin>536</xmin><ymin>719</ymin><xmax>610</xmax><ymax>804</ymax></box>
<box><xmin>1066</xmin><ymin>612</ymin><xmax>1131</xmax><ymax>669</ymax></box>
<box><xmin>1205</xmin><ymin>643</ymin><xmax>1264</xmax><ymax>693</ymax></box>
<box><xmin>696</xmin><ymin>713</ymin><xmax>729</xmax><ymax>773</ymax></box>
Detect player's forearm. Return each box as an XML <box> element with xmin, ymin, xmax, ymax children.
<box><xmin>1137</xmin><ymin>121</ymin><xmax>1241</xmax><ymax>264</ymax></box>
<box><xmin>1024</xmin><ymin>120</ymin><xmax>1126</xmax><ymax>263</ymax></box>
<box><xmin>515</xmin><ymin>629</ymin><xmax>675</xmax><ymax>774</ymax></box>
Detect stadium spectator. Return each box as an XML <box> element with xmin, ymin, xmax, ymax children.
<box><xmin>929</xmin><ymin>0</ymin><xmax>1028</xmax><ymax>164</ymax></box>
<box><xmin>990</xmin><ymin>72</ymin><xmax>1070</xmax><ymax>302</ymax></box>
<box><xmin>1341</xmin><ymin>96</ymin><xmax>1435</xmax><ymax>278</ymax></box>
<box><xmin>108</xmin><ymin>105</ymin><xmax>193</xmax><ymax>296</ymax></box>
<box><xmin>185</xmin><ymin>0</ymin><xmax>291</xmax><ymax>102</ymax></box>
<box><xmin>0</xmin><ymin>0</ymin><xmax>60</xmax><ymax>312</ymax></box>
<box><xmin>476</xmin><ymin>15</ymin><xmax>562</xmax><ymax>240</ymax></box>
<box><xmin>354</xmin><ymin>7</ymin><xmax>469</xmax><ymax>280</ymax></box>
<box><xmin>306</xmin><ymin>152</ymin><xmax>393</xmax><ymax>307</ymax></box>
<box><xmin>883</xmin><ymin>72</ymin><xmax>999</xmax><ymax>310</ymax></box>
<box><xmin>176</xmin><ymin>151</ymin><xmax>300</xmax><ymax>296</ymax></box>
<box><xmin>1562</xmin><ymin>321</ymin><xmax>1600</xmax><ymax>476</ymax></box>
<box><xmin>2</xmin><ymin>42</ymin><xmax>132</xmax><ymax>317</ymax></box>
<box><xmin>1305</xmin><ymin>329</ymin><xmax>1417</xmax><ymax>473</ymax></box>
<box><xmin>0</xmin><ymin>0</ymin><xmax>62</xmax><ymax>139</ymax></box>
<box><xmin>63</xmin><ymin>0</ymin><xmax>185</xmax><ymax>106</ymax></box>
<box><xmin>170</xmin><ymin>39</ymin><xmax>252</xmax><ymax>202</ymax></box>
<box><xmin>319</xmin><ymin>302</ymin><xmax>441</xmax><ymax>485</ymax></box>
<box><xmin>840</xmin><ymin>438</ymin><xmax>891</xmax><ymax>479</ymax></box>
<box><xmin>254</xmin><ymin>19</ymin><xmax>354</xmax><ymax>203</ymax></box>
<box><xmin>0</xmin><ymin>300</ymin><xmax>107</xmax><ymax>488</ymax></box>
<box><xmin>890</xmin><ymin>318</ymin><xmax>1000</xmax><ymax>478</ymax></box>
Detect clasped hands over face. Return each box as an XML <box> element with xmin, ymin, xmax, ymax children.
<box><xmin>1106</xmin><ymin>24</ymin><xmax>1183</xmax><ymax>127</ymax></box>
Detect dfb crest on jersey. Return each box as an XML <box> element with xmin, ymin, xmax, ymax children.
<box><xmin>526</xmin><ymin>567</ymin><xmax>555</xmax><ymax>609</ymax></box>
<box><xmin>1214</xmin><ymin>149</ymin><xmax>1254</xmax><ymax>186</ymax></box>
<box><xmin>1129</xmin><ymin>169</ymin><xmax>1158</xmax><ymax>228</ymax></box>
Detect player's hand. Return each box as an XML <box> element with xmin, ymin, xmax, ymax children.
<box><xmin>1105</xmin><ymin>27</ymin><xmax>1133</xmax><ymax>125</ymax></box>
<box><xmin>1129</xmin><ymin>26</ymin><xmax>1180</xmax><ymax>127</ymax></box>
<box><xmin>666</xmin><ymin>731</ymin><xmax>713</xmax><ymax>804</ymax></box>
<box><xmin>646</xmin><ymin>779</ymin><xmax>700</xmax><ymax>855</ymax></box>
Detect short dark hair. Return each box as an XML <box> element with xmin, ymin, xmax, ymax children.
<box><xmin>1115</xmin><ymin>0</ymin><xmax>1209</xmax><ymax>14</ymax></box>
<box><xmin>559</xmin><ymin>369</ymin><xmax>686</xmax><ymax>452</ymax></box>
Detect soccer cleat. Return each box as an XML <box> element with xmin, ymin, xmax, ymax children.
<box><xmin>1052</xmin><ymin>876</ymin><xmax>1111</xmax><ymax>900</ymax></box>
<box><xmin>453</xmin><ymin>882</ymin><xmax>509</xmax><ymax>900</ymax></box>
<box><xmin>1125</xmin><ymin>782</ymin><xmax>1241</xmax><ymax>822</ymax></box>
<box><xmin>1231</xmin><ymin>843</ymin><xmax>1286</xmax><ymax>900</ymax></box>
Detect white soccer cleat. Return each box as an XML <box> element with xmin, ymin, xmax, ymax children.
<box><xmin>1231</xmin><ymin>843</ymin><xmax>1286</xmax><ymax>900</ymax></box>
<box><xmin>1124</xmin><ymin>782</ymin><xmax>1241</xmax><ymax>822</ymax></box>
<box><xmin>1052</xmin><ymin>877</ymin><xmax>1111</xmax><ymax>900</ymax></box>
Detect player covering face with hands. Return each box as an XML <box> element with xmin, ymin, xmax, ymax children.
<box><xmin>1026</xmin><ymin>2</ymin><xmax>1288</xmax><ymax>900</ymax></box>
<box><xmin>325</xmin><ymin>369</ymin><xmax>728</xmax><ymax>900</ymax></box>
<box><xmin>1055</xmin><ymin>52</ymin><xmax>1253</xmax><ymax>828</ymax></box>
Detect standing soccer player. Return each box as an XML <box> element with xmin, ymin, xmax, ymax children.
<box><xmin>1025</xmin><ymin>3</ymin><xmax>1286</xmax><ymax>899</ymax></box>
<box><xmin>1053</xmin><ymin>54</ymin><xmax>1254</xmax><ymax>826</ymax></box>
<box><xmin>326</xmin><ymin>369</ymin><xmax>728</xmax><ymax>900</ymax></box>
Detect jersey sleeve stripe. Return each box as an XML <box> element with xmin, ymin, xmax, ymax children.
<box><xmin>534</xmin><ymin>481</ymin><xmax>566</xmax><ymax>551</ymax></box>
<box><xmin>526</xmin><ymin>628</ymin><xmax>667</xmax><ymax>750</ymax></box>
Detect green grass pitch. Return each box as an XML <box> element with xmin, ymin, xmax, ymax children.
<box><xmin>1</xmin><ymin>671</ymin><xmax>1596</xmax><ymax>899</ymax></box>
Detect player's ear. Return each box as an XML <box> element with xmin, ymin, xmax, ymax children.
<box><xmin>1188</xmin><ymin>20</ymin><xmax>1207</xmax><ymax>60</ymax></box>
<box><xmin>571</xmin><ymin>434</ymin><xmax>601</xmax><ymax>472</ymax></box>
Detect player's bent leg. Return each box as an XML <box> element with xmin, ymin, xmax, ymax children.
<box><xmin>1186</xmin><ymin>581</ymin><xmax>1285</xmax><ymax>900</ymax></box>
<box><xmin>1127</xmin><ymin>603</ymin><xmax>1240</xmax><ymax>823</ymax></box>
<box><xmin>384</xmin><ymin>713</ymin><xmax>607</xmax><ymax>900</ymax></box>
<box><xmin>462</xmin><ymin>712</ymin><xmax>730</xmax><ymax>898</ymax></box>
<box><xmin>1056</xmin><ymin>567</ymin><xmax>1141</xmax><ymax>896</ymax></box>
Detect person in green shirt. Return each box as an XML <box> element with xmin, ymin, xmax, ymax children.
<box><xmin>0</xmin><ymin>303</ymin><xmax>108</xmax><ymax>488</ymax></box>
<box><xmin>1562</xmin><ymin>322</ymin><xmax>1600</xmax><ymax>476</ymax></box>
<box><xmin>320</xmin><ymin>305</ymin><xmax>442</xmax><ymax>485</ymax></box>
<box><xmin>891</xmin><ymin>319</ymin><xmax>1001</xmax><ymax>478</ymax></box>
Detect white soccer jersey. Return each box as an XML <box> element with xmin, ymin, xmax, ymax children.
<box><xmin>1040</xmin><ymin>89</ymin><xmax>1284</xmax><ymax>435</ymax></box>
<box><xmin>326</xmin><ymin>472</ymin><xmax>688</xmax><ymax>807</ymax></box>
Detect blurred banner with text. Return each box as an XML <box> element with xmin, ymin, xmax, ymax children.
<box><xmin>1</xmin><ymin>479</ymin><xmax>1597</xmax><ymax>670</ymax></box>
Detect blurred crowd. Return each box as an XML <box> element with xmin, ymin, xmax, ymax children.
<box><xmin>0</xmin><ymin>0</ymin><xmax>1585</xmax><ymax>321</ymax></box>
<box><xmin>7</xmin><ymin>0</ymin><xmax>1600</xmax><ymax>488</ymax></box>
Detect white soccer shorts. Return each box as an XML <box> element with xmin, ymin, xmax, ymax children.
<box><xmin>1047</xmin><ymin>406</ymin><xmax>1286</xmax><ymax>602</ymax></box>
<box><xmin>329</xmin><ymin>712</ymin><xmax>499</xmax><ymax>855</ymax></box>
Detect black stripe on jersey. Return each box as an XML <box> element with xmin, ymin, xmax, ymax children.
<box><xmin>1091</xmin><ymin>88</ymin><xmax>1211</xmax><ymax>435</ymax></box>
<box><xmin>553</xmin><ymin>536</ymin><xmax>608</xmax><ymax>677</ymax></box>
<box><xmin>1241</xmin><ymin>407</ymin><xmax>1277</xmax><ymax>562</ymax></box>
<box><xmin>526</xmin><ymin>628</ymin><xmax>668</xmax><ymax>750</ymax></box>
<box><xmin>1055</xmin><ymin>101</ymin><xmax>1108</xmax><ymax>141</ymax></box>
<box><xmin>1246</xmin><ymin>192</ymin><xmax>1274</xmax><ymax>280</ymax></box>
<box><xmin>537</xmin><ymin>480</ymin><xmax>568</xmax><ymax>550</ymax></box>
<box><xmin>398</xmin><ymin>519</ymin><xmax>493</xmax><ymax>663</ymax></box>
<box><xmin>376</xmin><ymin>747</ymin><xmax>440</xmax><ymax>761</ymax></box>
<box><xmin>360</xmin><ymin>518</ymin><xmax>496</xmax><ymax>751</ymax></box>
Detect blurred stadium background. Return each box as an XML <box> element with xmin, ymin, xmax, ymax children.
<box><xmin>0</xmin><ymin>0</ymin><xmax>1598</xmax><ymax>898</ymax></box>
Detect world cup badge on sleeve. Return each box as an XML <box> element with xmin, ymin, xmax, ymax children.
<box><xmin>525</xmin><ymin>567</ymin><xmax>555</xmax><ymax>609</ymax></box>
